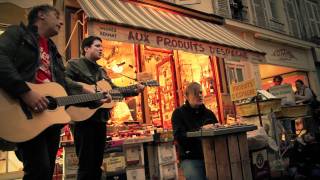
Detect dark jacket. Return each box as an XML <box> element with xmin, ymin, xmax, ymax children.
<box><xmin>65</xmin><ymin>57</ymin><xmax>139</xmax><ymax>122</ymax></box>
<box><xmin>172</xmin><ymin>101</ymin><xmax>218</xmax><ymax>160</ymax></box>
<box><xmin>0</xmin><ymin>23</ymin><xmax>80</xmax><ymax>97</ymax></box>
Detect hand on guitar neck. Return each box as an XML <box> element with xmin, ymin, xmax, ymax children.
<box><xmin>79</xmin><ymin>82</ymin><xmax>112</xmax><ymax>104</ymax></box>
<box><xmin>136</xmin><ymin>83</ymin><xmax>145</xmax><ymax>93</ymax></box>
<box><xmin>66</xmin><ymin>80</ymin><xmax>158</xmax><ymax>122</ymax></box>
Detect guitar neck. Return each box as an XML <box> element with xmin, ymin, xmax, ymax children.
<box><xmin>110</xmin><ymin>81</ymin><xmax>158</xmax><ymax>93</ymax></box>
<box><xmin>112</xmin><ymin>85</ymin><xmax>137</xmax><ymax>94</ymax></box>
<box><xmin>55</xmin><ymin>93</ymin><xmax>105</xmax><ymax>106</ymax></box>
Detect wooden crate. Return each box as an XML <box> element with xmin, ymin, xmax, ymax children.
<box><xmin>201</xmin><ymin>133</ymin><xmax>252</xmax><ymax>180</ymax></box>
<box><xmin>62</xmin><ymin>146</ymin><xmax>78</xmax><ymax>180</ymax></box>
<box><xmin>275</xmin><ymin>105</ymin><xmax>309</xmax><ymax>118</ymax></box>
<box><xmin>159</xmin><ymin>162</ymin><xmax>178</xmax><ymax>180</ymax></box>
<box><xmin>236</xmin><ymin>99</ymin><xmax>281</xmax><ymax>117</ymax></box>
<box><xmin>123</xmin><ymin>144</ymin><xmax>144</xmax><ymax>167</ymax></box>
<box><xmin>126</xmin><ymin>167</ymin><xmax>146</xmax><ymax>180</ymax></box>
<box><xmin>157</xmin><ymin>143</ymin><xmax>176</xmax><ymax>164</ymax></box>
<box><xmin>147</xmin><ymin>142</ymin><xmax>178</xmax><ymax>180</ymax></box>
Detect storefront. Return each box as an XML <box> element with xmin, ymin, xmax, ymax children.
<box><xmin>75</xmin><ymin>0</ymin><xmax>265</xmax><ymax>128</ymax></box>
<box><xmin>224</xmin><ymin>19</ymin><xmax>320</xmax><ymax>103</ymax></box>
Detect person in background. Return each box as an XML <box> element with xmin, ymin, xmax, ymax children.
<box><xmin>172</xmin><ymin>82</ymin><xmax>218</xmax><ymax>180</ymax></box>
<box><xmin>273</xmin><ymin>75</ymin><xmax>283</xmax><ymax>86</ymax></box>
<box><xmin>270</xmin><ymin>75</ymin><xmax>294</xmax><ymax>137</ymax></box>
<box><xmin>295</xmin><ymin>79</ymin><xmax>319</xmax><ymax>135</ymax></box>
<box><xmin>295</xmin><ymin>79</ymin><xmax>315</xmax><ymax>105</ymax></box>
<box><xmin>0</xmin><ymin>4</ymin><xmax>84</xmax><ymax>180</ymax></box>
<box><xmin>65</xmin><ymin>36</ymin><xmax>144</xmax><ymax>180</ymax></box>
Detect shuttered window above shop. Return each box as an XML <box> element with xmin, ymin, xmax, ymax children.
<box><xmin>216</xmin><ymin>0</ymin><xmax>231</xmax><ymax>18</ymax></box>
<box><xmin>284</xmin><ymin>0</ymin><xmax>301</xmax><ymax>38</ymax></box>
<box><xmin>252</xmin><ymin>0</ymin><xmax>268</xmax><ymax>28</ymax></box>
<box><xmin>306</xmin><ymin>0</ymin><xmax>320</xmax><ymax>37</ymax></box>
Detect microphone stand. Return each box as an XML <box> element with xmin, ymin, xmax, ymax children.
<box><xmin>117</xmin><ymin>72</ymin><xmax>138</xmax><ymax>82</ymax></box>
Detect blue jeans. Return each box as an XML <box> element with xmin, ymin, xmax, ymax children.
<box><xmin>180</xmin><ymin>159</ymin><xmax>206</xmax><ymax>180</ymax></box>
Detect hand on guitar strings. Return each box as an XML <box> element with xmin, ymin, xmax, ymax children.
<box><xmin>20</xmin><ymin>90</ymin><xmax>49</xmax><ymax>113</ymax></box>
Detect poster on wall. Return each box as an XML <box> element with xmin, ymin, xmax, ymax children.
<box><xmin>175</xmin><ymin>0</ymin><xmax>201</xmax><ymax>5</ymax></box>
<box><xmin>230</xmin><ymin>79</ymin><xmax>257</xmax><ymax>101</ymax></box>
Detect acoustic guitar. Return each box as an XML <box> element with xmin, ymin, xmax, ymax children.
<box><xmin>0</xmin><ymin>82</ymin><xmax>121</xmax><ymax>143</ymax></box>
<box><xmin>66</xmin><ymin>79</ymin><xmax>159</xmax><ymax>122</ymax></box>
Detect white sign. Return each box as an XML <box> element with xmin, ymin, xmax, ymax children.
<box><xmin>268</xmin><ymin>84</ymin><xmax>295</xmax><ymax>105</ymax></box>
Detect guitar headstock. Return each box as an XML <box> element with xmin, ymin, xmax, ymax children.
<box><xmin>141</xmin><ymin>80</ymin><xmax>160</xmax><ymax>87</ymax></box>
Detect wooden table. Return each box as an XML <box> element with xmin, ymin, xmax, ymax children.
<box><xmin>187</xmin><ymin>125</ymin><xmax>257</xmax><ymax>180</ymax></box>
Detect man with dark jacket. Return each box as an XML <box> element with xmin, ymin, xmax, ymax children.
<box><xmin>65</xmin><ymin>36</ymin><xmax>144</xmax><ymax>180</ymax></box>
<box><xmin>172</xmin><ymin>82</ymin><xmax>218</xmax><ymax>180</ymax></box>
<box><xmin>0</xmin><ymin>5</ymin><xmax>83</xmax><ymax>180</ymax></box>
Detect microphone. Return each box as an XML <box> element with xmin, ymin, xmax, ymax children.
<box><xmin>117</xmin><ymin>73</ymin><xmax>138</xmax><ymax>82</ymax></box>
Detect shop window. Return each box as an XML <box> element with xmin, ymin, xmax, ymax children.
<box><xmin>142</xmin><ymin>46</ymin><xmax>177</xmax><ymax>129</ymax></box>
<box><xmin>177</xmin><ymin>51</ymin><xmax>219</xmax><ymax>118</ymax></box>
<box><xmin>226</xmin><ymin>63</ymin><xmax>245</xmax><ymax>84</ymax></box>
<box><xmin>96</xmin><ymin>40</ymin><xmax>143</xmax><ymax>125</ymax></box>
<box><xmin>261</xmin><ymin>71</ymin><xmax>309</xmax><ymax>91</ymax></box>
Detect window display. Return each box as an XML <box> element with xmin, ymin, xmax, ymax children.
<box><xmin>96</xmin><ymin>40</ymin><xmax>143</xmax><ymax>124</ymax></box>
<box><xmin>177</xmin><ymin>51</ymin><xmax>218</xmax><ymax>118</ymax></box>
<box><xmin>142</xmin><ymin>48</ymin><xmax>177</xmax><ymax>129</ymax></box>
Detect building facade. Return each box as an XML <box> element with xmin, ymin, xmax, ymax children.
<box><xmin>167</xmin><ymin>0</ymin><xmax>320</xmax><ymax>94</ymax></box>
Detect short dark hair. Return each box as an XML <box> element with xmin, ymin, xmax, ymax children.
<box><xmin>273</xmin><ymin>75</ymin><xmax>283</xmax><ymax>83</ymax></box>
<box><xmin>28</xmin><ymin>5</ymin><xmax>59</xmax><ymax>26</ymax></box>
<box><xmin>295</xmin><ymin>79</ymin><xmax>304</xmax><ymax>85</ymax></box>
<box><xmin>81</xmin><ymin>36</ymin><xmax>102</xmax><ymax>56</ymax></box>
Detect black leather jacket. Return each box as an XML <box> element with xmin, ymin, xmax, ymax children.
<box><xmin>0</xmin><ymin>23</ymin><xmax>80</xmax><ymax>97</ymax></box>
<box><xmin>172</xmin><ymin>101</ymin><xmax>218</xmax><ymax>160</ymax></box>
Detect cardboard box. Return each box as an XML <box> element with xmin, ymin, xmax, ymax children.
<box><xmin>126</xmin><ymin>167</ymin><xmax>146</xmax><ymax>180</ymax></box>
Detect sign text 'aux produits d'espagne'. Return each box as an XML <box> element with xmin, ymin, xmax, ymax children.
<box><xmin>89</xmin><ymin>22</ymin><xmax>264</xmax><ymax>62</ymax></box>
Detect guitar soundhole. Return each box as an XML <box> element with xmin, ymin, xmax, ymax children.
<box><xmin>46</xmin><ymin>96</ymin><xmax>57</xmax><ymax>110</ymax></box>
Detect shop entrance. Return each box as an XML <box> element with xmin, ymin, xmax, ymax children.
<box><xmin>156</xmin><ymin>57</ymin><xmax>178</xmax><ymax>129</ymax></box>
<box><xmin>142</xmin><ymin>47</ymin><xmax>178</xmax><ymax>129</ymax></box>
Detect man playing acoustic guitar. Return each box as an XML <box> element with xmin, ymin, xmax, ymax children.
<box><xmin>0</xmin><ymin>5</ymin><xmax>99</xmax><ymax>180</ymax></box>
<box><xmin>65</xmin><ymin>36</ymin><xmax>145</xmax><ymax>180</ymax></box>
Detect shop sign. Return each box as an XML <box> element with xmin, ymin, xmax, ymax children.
<box><xmin>89</xmin><ymin>22</ymin><xmax>265</xmax><ymax>62</ymax></box>
<box><xmin>230</xmin><ymin>79</ymin><xmax>257</xmax><ymax>101</ymax></box>
<box><xmin>255</xmin><ymin>39</ymin><xmax>314</xmax><ymax>70</ymax></box>
<box><xmin>271</xmin><ymin>48</ymin><xmax>297</xmax><ymax>61</ymax></box>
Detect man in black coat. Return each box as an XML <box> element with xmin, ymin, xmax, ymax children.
<box><xmin>172</xmin><ymin>82</ymin><xmax>218</xmax><ymax>180</ymax></box>
<box><xmin>0</xmin><ymin>5</ymin><xmax>82</xmax><ymax>180</ymax></box>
